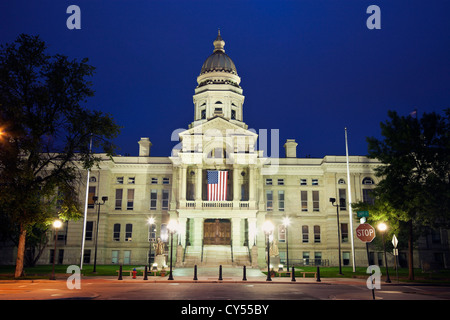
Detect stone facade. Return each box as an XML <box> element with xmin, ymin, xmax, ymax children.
<box><xmin>2</xmin><ymin>32</ymin><xmax>448</xmax><ymax>271</ymax></box>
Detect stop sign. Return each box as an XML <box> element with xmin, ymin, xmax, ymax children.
<box><xmin>356</xmin><ymin>223</ymin><xmax>376</xmax><ymax>242</ymax></box>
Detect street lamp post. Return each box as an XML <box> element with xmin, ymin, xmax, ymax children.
<box><xmin>50</xmin><ymin>220</ymin><xmax>62</xmax><ymax>280</ymax></box>
<box><xmin>282</xmin><ymin>217</ymin><xmax>291</xmax><ymax>271</ymax></box>
<box><xmin>93</xmin><ymin>196</ymin><xmax>108</xmax><ymax>273</ymax></box>
<box><xmin>167</xmin><ymin>219</ymin><xmax>178</xmax><ymax>281</ymax></box>
<box><xmin>262</xmin><ymin>220</ymin><xmax>274</xmax><ymax>281</ymax></box>
<box><xmin>329</xmin><ymin>198</ymin><xmax>343</xmax><ymax>275</ymax></box>
<box><xmin>147</xmin><ymin>217</ymin><xmax>155</xmax><ymax>266</ymax></box>
<box><xmin>378</xmin><ymin>223</ymin><xmax>391</xmax><ymax>283</ymax></box>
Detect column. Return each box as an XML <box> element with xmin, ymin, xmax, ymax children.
<box><xmin>193</xmin><ymin>218</ymin><xmax>203</xmax><ymax>248</ymax></box>
<box><xmin>248</xmin><ymin>217</ymin><xmax>257</xmax><ymax>247</ymax></box>
<box><xmin>249</xmin><ymin>165</ymin><xmax>255</xmax><ymax>202</ymax></box>
<box><xmin>232</xmin><ymin>217</ymin><xmax>241</xmax><ymax>248</ymax></box>
<box><xmin>195</xmin><ymin>165</ymin><xmax>202</xmax><ymax>202</ymax></box>
<box><xmin>233</xmin><ymin>165</ymin><xmax>240</xmax><ymax>202</ymax></box>
<box><xmin>178</xmin><ymin>217</ymin><xmax>188</xmax><ymax>248</ymax></box>
<box><xmin>180</xmin><ymin>165</ymin><xmax>187</xmax><ymax>201</ymax></box>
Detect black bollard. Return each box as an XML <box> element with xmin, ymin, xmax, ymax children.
<box><xmin>193</xmin><ymin>265</ymin><xmax>198</xmax><ymax>281</ymax></box>
<box><xmin>291</xmin><ymin>266</ymin><xmax>296</xmax><ymax>282</ymax></box>
<box><xmin>316</xmin><ymin>266</ymin><xmax>321</xmax><ymax>282</ymax></box>
<box><xmin>118</xmin><ymin>265</ymin><xmax>123</xmax><ymax>280</ymax></box>
<box><xmin>219</xmin><ymin>265</ymin><xmax>223</xmax><ymax>281</ymax></box>
<box><xmin>243</xmin><ymin>266</ymin><xmax>247</xmax><ymax>281</ymax></box>
<box><xmin>143</xmin><ymin>265</ymin><xmax>148</xmax><ymax>280</ymax></box>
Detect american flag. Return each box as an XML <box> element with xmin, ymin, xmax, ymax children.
<box><xmin>207</xmin><ymin>170</ymin><xmax>228</xmax><ymax>201</ymax></box>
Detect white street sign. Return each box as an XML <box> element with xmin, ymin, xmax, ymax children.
<box><xmin>392</xmin><ymin>234</ymin><xmax>398</xmax><ymax>248</ymax></box>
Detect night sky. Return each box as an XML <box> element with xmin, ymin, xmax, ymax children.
<box><xmin>1</xmin><ymin>0</ymin><xmax>449</xmax><ymax>158</ymax></box>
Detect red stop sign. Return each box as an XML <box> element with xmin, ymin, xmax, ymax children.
<box><xmin>356</xmin><ymin>223</ymin><xmax>376</xmax><ymax>242</ymax></box>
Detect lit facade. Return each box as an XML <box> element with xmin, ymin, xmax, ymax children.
<box><xmin>3</xmin><ymin>32</ymin><xmax>448</xmax><ymax>271</ymax></box>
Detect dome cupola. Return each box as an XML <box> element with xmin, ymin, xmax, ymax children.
<box><xmin>199</xmin><ymin>30</ymin><xmax>238</xmax><ymax>77</ymax></box>
<box><xmin>192</xmin><ymin>30</ymin><xmax>245</xmax><ymax>128</ymax></box>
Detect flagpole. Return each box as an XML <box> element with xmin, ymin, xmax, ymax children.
<box><xmin>80</xmin><ymin>134</ymin><xmax>93</xmax><ymax>270</ymax></box>
<box><xmin>345</xmin><ymin>127</ymin><xmax>356</xmax><ymax>272</ymax></box>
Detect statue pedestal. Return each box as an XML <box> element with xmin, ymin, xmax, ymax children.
<box><xmin>155</xmin><ymin>255</ymin><xmax>166</xmax><ymax>270</ymax></box>
<box><xmin>251</xmin><ymin>245</ymin><xmax>258</xmax><ymax>268</ymax></box>
<box><xmin>270</xmin><ymin>256</ymin><xmax>280</xmax><ymax>269</ymax></box>
<box><xmin>175</xmin><ymin>245</ymin><xmax>184</xmax><ymax>267</ymax></box>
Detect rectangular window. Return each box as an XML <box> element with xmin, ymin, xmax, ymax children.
<box><xmin>49</xmin><ymin>249</ymin><xmax>55</xmax><ymax>264</ymax></box>
<box><xmin>161</xmin><ymin>224</ymin><xmax>168</xmax><ymax>243</ymax></box>
<box><xmin>343</xmin><ymin>252</ymin><xmax>350</xmax><ymax>266</ymax></box>
<box><xmin>363</xmin><ymin>189</ymin><xmax>374</xmax><ymax>205</ymax></box>
<box><xmin>127</xmin><ymin>189</ymin><xmax>134</xmax><ymax>210</ymax></box>
<box><xmin>125</xmin><ymin>224</ymin><xmax>132</xmax><ymax>242</ymax></box>
<box><xmin>88</xmin><ymin>186</ymin><xmax>96</xmax><ymax>209</ymax></box>
<box><xmin>83</xmin><ymin>249</ymin><xmax>91</xmax><ymax>264</ymax></box>
<box><xmin>124</xmin><ymin>250</ymin><xmax>131</xmax><ymax>264</ymax></box>
<box><xmin>116</xmin><ymin>177</ymin><xmax>124</xmax><ymax>184</ymax></box>
<box><xmin>58</xmin><ymin>249</ymin><xmax>64</xmax><ymax>264</ymax></box>
<box><xmin>150</xmin><ymin>189</ymin><xmax>157</xmax><ymax>210</ymax></box>
<box><xmin>163</xmin><ymin>178</ymin><xmax>170</xmax><ymax>185</ymax></box>
<box><xmin>111</xmin><ymin>250</ymin><xmax>119</xmax><ymax>264</ymax></box>
<box><xmin>314</xmin><ymin>225</ymin><xmax>321</xmax><ymax>243</ymax></box>
<box><xmin>339</xmin><ymin>188</ymin><xmax>347</xmax><ymax>210</ymax></box>
<box><xmin>341</xmin><ymin>223</ymin><xmax>349</xmax><ymax>243</ymax></box>
<box><xmin>149</xmin><ymin>224</ymin><xmax>156</xmax><ymax>242</ymax></box>
<box><xmin>128</xmin><ymin>177</ymin><xmax>135</xmax><ymax>184</ymax></box>
<box><xmin>431</xmin><ymin>229</ymin><xmax>442</xmax><ymax>244</ymax></box>
<box><xmin>303</xmin><ymin>252</ymin><xmax>310</xmax><ymax>265</ymax></box>
<box><xmin>312</xmin><ymin>191</ymin><xmax>319</xmax><ymax>212</ymax></box>
<box><xmin>277</xmin><ymin>179</ymin><xmax>284</xmax><ymax>186</ymax></box>
<box><xmin>315</xmin><ymin>252</ymin><xmax>322</xmax><ymax>265</ymax></box>
<box><xmin>278</xmin><ymin>224</ymin><xmax>286</xmax><ymax>243</ymax></box>
<box><xmin>266</xmin><ymin>190</ymin><xmax>273</xmax><ymax>211</ymax></box>
<box><xmin>115</xmin><ymin>189</ymin><xmax>123</xmax><ymax>210</ymax></box>
<box><xmin>312</xmin><ymin>179</ymin><xmax>318</xmax><ymax>186</ymax></box>
<box><xmin>162</xmin><ymin>190</ymin><xmax>169</xmax><ymax>211</ymax></box>
<box><xmin>85</xmin><ymin>221</ymin><xmax>94</xmax><ymax>241</ymax></box>
<box><xmin>301</xmin><ymin>191</ymin><xmax>308</xmax><ymax>212</ymax></box>
<box><xmin>300</xmin><ymin>179</ymin><xmax>307</xmax><ymax>186</ymax></box>
<box><xmin>113</xmin><ymin>223</ymin><xmax>120</xmax><ymax>241</ymax></box>
<box><xmin>265</xmin><ymin>179</ymin><xmax>272</xmax><ymax>186</ymax></box>
<box><xmin>151</xmin><ymin>177</ymin><xmax>158</xmax><ymax>184</ymax></box>
<box><xmin>302</xmin><ymin>225</ymin><xmax>309</xmax><ymax>243</ymax></box>
<box><xmin>278</xmin><ymin>190</ymin><xmax>285</xmax><ymax>211</ymax></box>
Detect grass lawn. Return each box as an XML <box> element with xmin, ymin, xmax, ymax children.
<box><xmin>1</xmin><ymin>265</ymin><xmax>449</xmax><ymax>283</ymax></box>
<box><xmin>265</xmin><ymin>266</ymin><xmax>450</xmax><ymax>284</ymax></box>
<box><xmin>0</xmin><ymin>264</ymin><xmax>165</xmax><ymax>279</ymax></box>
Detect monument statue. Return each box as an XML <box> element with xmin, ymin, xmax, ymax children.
<box><xmin>269</xmin><ymin>240</ymin><xmax>279</xmax><ymax>257</ymax></box>
<box><xmin>154</xmin><ymin>237</ymin><xmax>165</xmax><ymax>256</ymax></box>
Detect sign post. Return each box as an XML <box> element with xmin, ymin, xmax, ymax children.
<box><xmin>392</xmin><ymin>234</ymin><xmax>399</xmax><ymax>282</ymax></box>
<box><xmin>356</xmin><ymin>223</ymin><xmax>376</xmax><ymax>243</ymax></box>
<box><xmin>356</xmin><ymin>222</ymin><xmax>376</xmax><ymax>300</ymax></box>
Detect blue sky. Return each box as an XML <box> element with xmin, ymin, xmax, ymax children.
<box><xmin>1</xmin><ymin>0</ymin><xmax>449</xmax><ymax>157</ymax></box>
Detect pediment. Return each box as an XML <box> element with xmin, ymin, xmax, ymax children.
<box><xmin>179</xmin><ymin>117</ymin><xmax>257</xmax><ymax>139</ymax></box>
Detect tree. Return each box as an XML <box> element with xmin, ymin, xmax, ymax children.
<box><xmin>365</xmin><ymin>109</ymin><xmax>450</xmax><ymax>280</ymax></box>
<box><xmin>0</xmin><ymin>34</ymin><xmax>121</xmax><ymax>278</ymax></box>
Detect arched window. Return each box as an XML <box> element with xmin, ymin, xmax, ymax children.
<box><xmin>362</xmin><ymin>177</ymin><xmax>374</xmax><ymax>185</ymax></box>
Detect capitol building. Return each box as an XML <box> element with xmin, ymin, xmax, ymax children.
<box><xmin>11</xmin><ymin>31</ymin><xmax>442</xmax><ymax>271</ymax></box>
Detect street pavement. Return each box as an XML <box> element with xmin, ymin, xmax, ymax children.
<box><xmin>1</xmin><ymin>266</ymin><xmax>449</xmax><ymax>302</ymax></box>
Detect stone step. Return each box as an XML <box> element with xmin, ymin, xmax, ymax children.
<box><xmin>183</xmin><ymin>245</ymin><xmax>251</xmax><ymax>267</ymax></box>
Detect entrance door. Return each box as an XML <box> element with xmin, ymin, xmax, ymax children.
<box><xmin>203</xmin><ymin>219</ymin><xmax>231</xmax><ymax>245</ymax></box>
